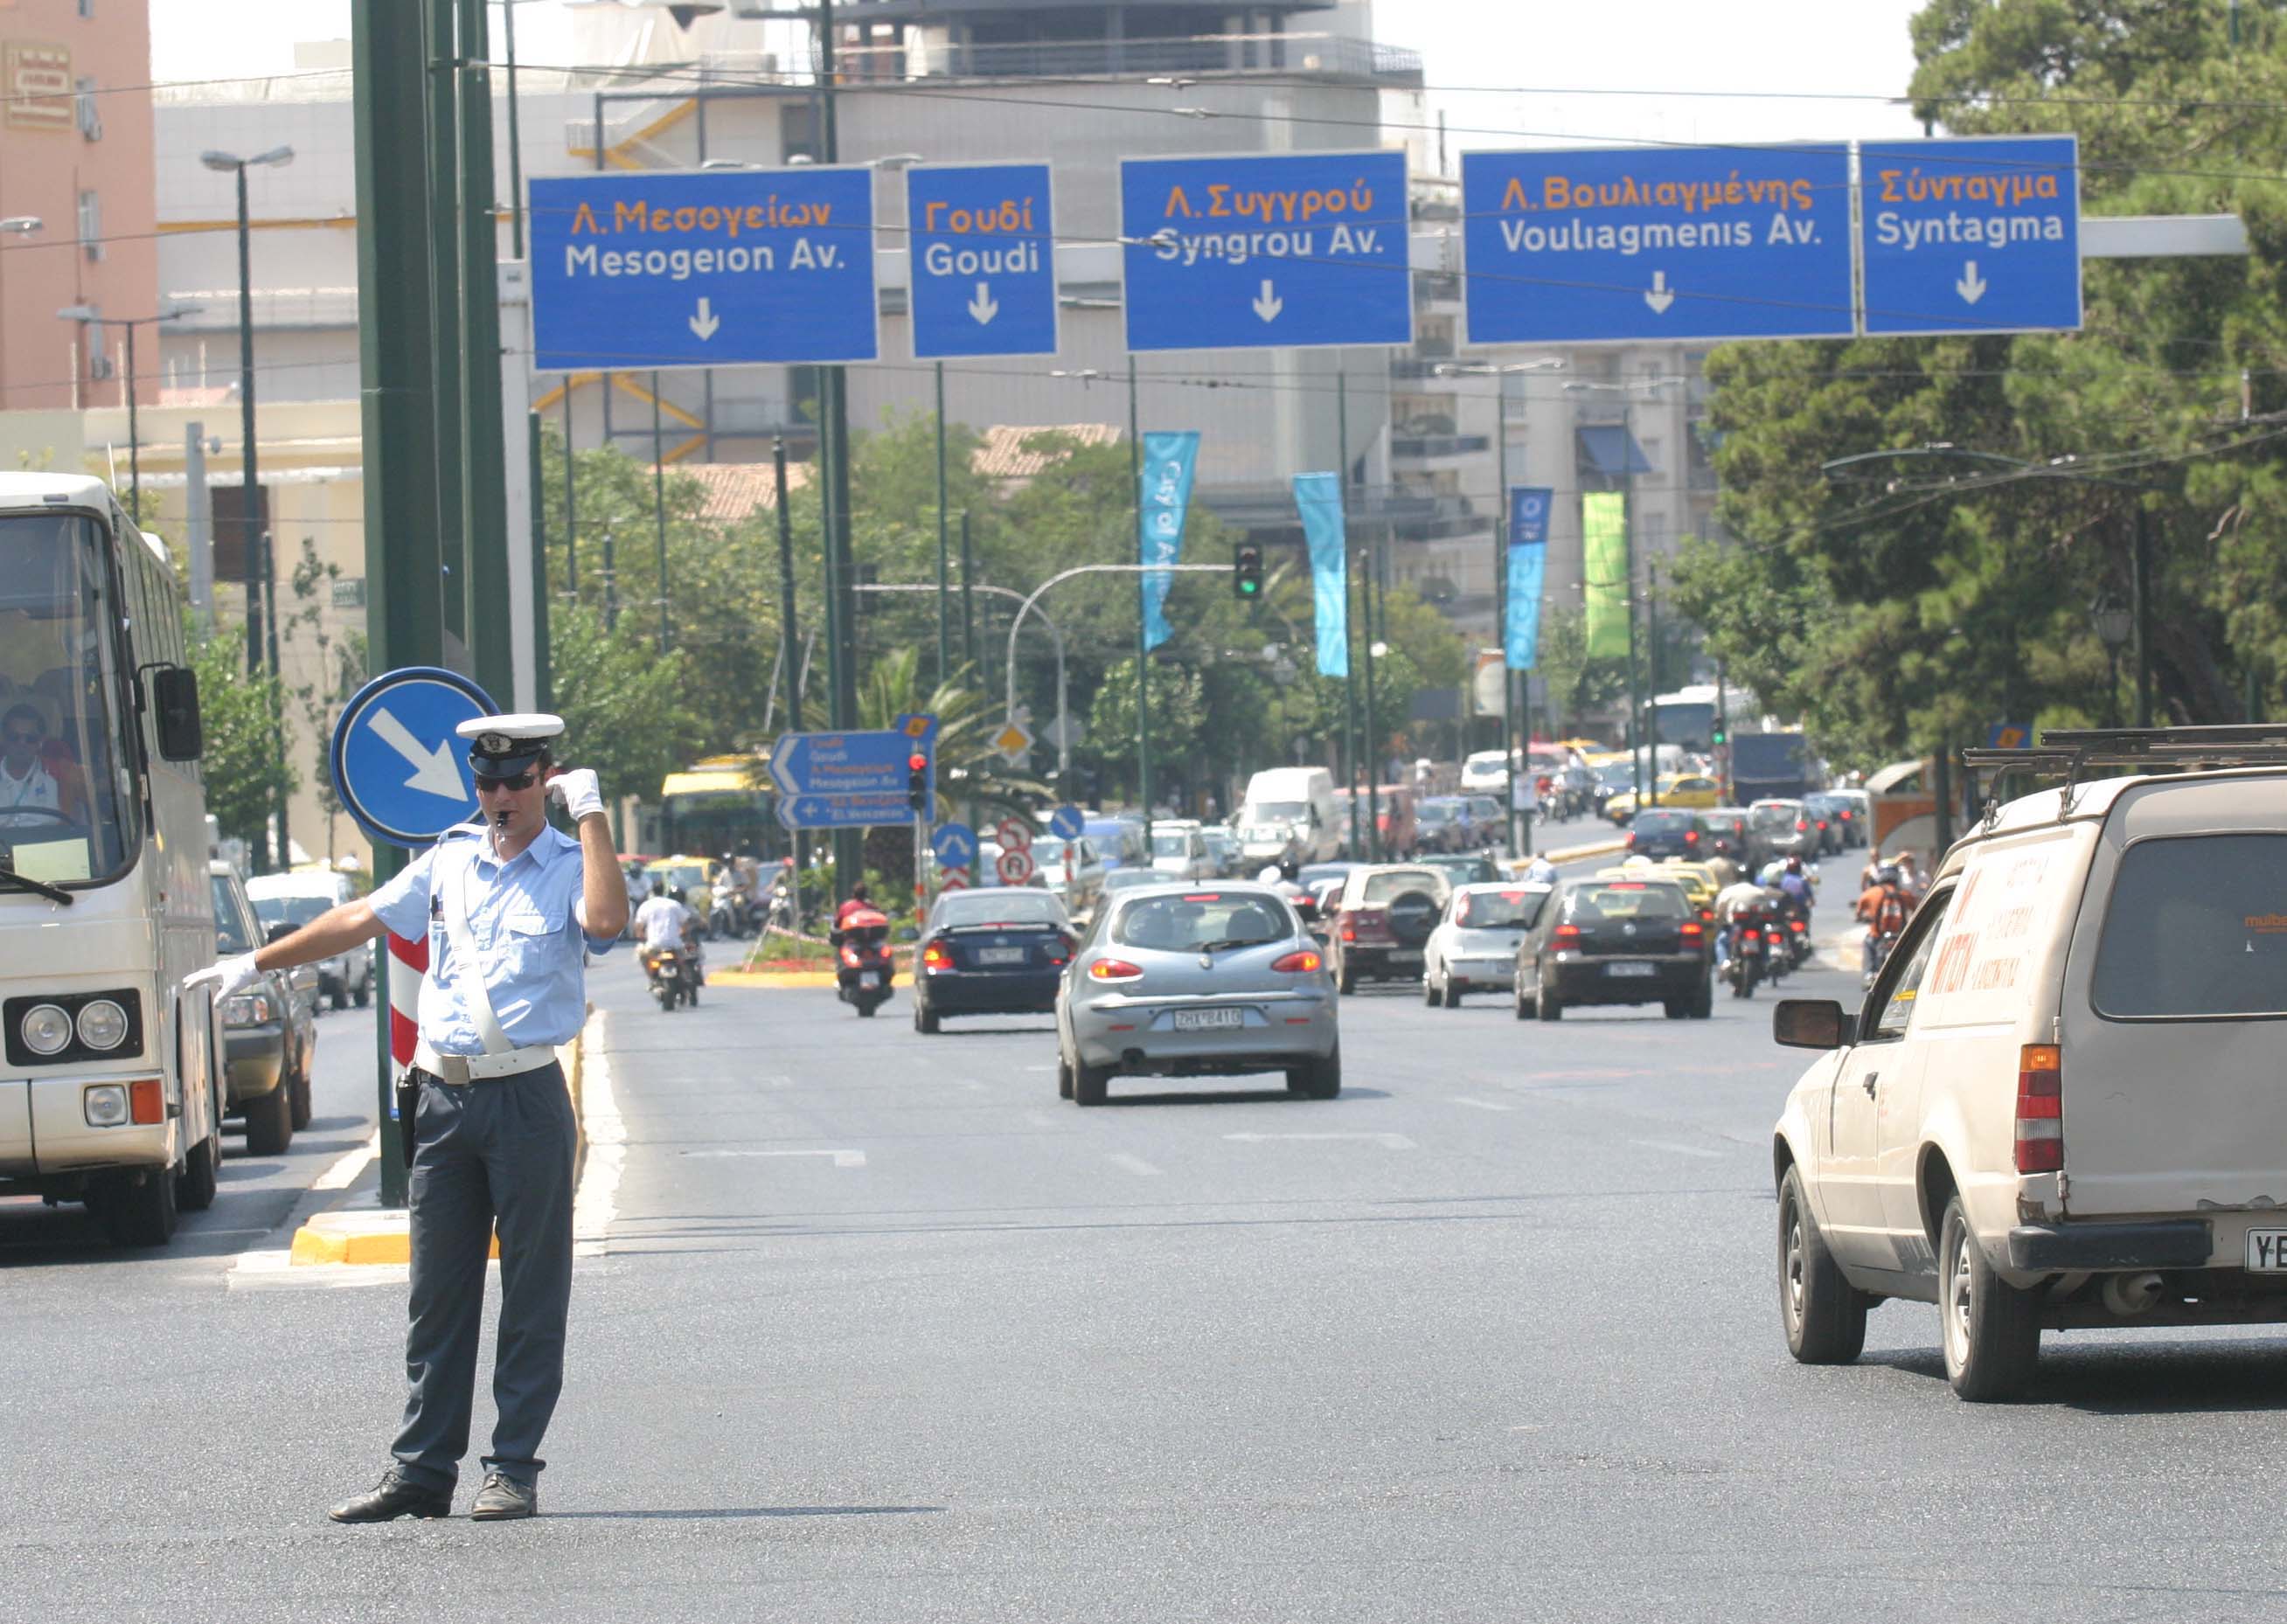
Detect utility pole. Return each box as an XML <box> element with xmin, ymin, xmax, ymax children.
<box><xmin>455</xmin><ymin>0</ymin><xmax>511</xmax><ymax>704</ymax></box>
<box><xmin>422</xmin><ymin>0</ymin><xmax>465</xmax><ymax>666</ymax></box>
<box><xmin>773</xmin><ymin>436</ymin><xmax>802</xmax><ymax>735</ymax></box>
<box><xmin>528</xmin><ymin>410</ymin><xmax>551</xmax><ymax>711</ymax></box>
<box><xmin>2132</xmin><ymin>503</ymin><xmax>2154</xmax><ymax>727</ymax></box>
<box><xmin>1495</xmin><ymin>378</ymin><xmax>1517</xmax><ymax>858</ymax></box>
<box><xmin>1337</xmin><ymin>369</ymin><xmax>1360</xmax><ymax>859</ymax></box>
<box><xmin>651</xmin><ymin>370</ymin><xmax>670</xmax><ymax>654</ymax></box>
<box><xmin>960</xmin><ymin>510</ymin><xmax>977</xmax><ymax>675</ymax></box>
<box><xmin>1622</xmin><ymin>395</ymin><xmax>1644</xmax><ymax>806</ymax></box>
<box><xmin>815</xmin><ymin>0</ymin><xmax>862</xmax><ymax>898</ymax></box>
<box><xmin>935</xmin><ymin>362</ymin><xmax>951</xmax><ymax>686</ymax></box>
<box><xmin>1130</xmin><ymin>365</ymin><xmax>1150</xmax><ymax>843</ymax></box>
<box><xmin>1644</xmin><ymin>557</ymin><xmax>1661</xmax><ymax>809</ymax></box>
<box><xmin>1360</xmin><ymin>543</ymin><xmax>1380</xmax><ymax>860</ymax></box>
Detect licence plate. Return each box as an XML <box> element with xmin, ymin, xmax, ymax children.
<box><xmin>1604</xmin><ymin>961</ymin><xmax>1657</xmax><ymax>978</ymax></box>
<box><xmin>2247</xmin><ymin>1230</ymin><xmax>2287</xmax><ymax>1272</ymax></box>
<box><xmin>977</xmin><ymin>947</ymin><xmax>1026</xmax><ymax>966</ymax></box>
<box><xmin>859</xmin><ymin>972</ymin><xmax>881</xmax><ymax>989</ymax></box>
<box><xmin>1172</xmin><ymin>1008</ymin><xmax>1244</xmax><ymax>1032</ymax></box>
<box><xmin>1387</xmin><ymin>949</ymin><xmax>1422</xmax><ymax>964</ymax></box>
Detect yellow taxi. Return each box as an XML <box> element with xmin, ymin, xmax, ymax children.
<box><xmin>1604</xmin><ymin>857</ymin><xmax>1720</xmax><ymax>923</ymax></box>
<box><xmin>1604</xmin><ymin>772</ymin><xmax>1722</xmax><ymax>822</ymax></box>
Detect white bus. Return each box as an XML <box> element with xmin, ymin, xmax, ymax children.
<box><xmin>0</xmin><ymin>473</ymin><xmax>220</xmax><ymax>1245</ymax></box>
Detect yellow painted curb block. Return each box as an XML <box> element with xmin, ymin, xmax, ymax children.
<box><xmin>288</xmin><ymin>1210</ymin><xmax>502</xmax><ymax>1267</ymax></box>
<box><xmin>708</xmin><ymin>969</ymin><xmax>843</xmax><ymax>989</ymax></box>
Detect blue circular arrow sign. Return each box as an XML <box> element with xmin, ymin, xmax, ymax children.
<box><xmin>330</xmin><ymin>667</ymin><xmax>497</xmax><ymax>850</ymax></box>
<box><xmin>1049</xmin><ymin>804</ymin><xmax>1085</xmax><ymax>841</ymax></box>
<box><xmin>930</xmin><ymin>822</ymin><xmax>978</xmax><ymax>869</ymax></box>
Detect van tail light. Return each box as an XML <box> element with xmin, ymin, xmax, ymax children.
<box><xmin>2015</xmin><ymin>1044</ymin><xmax>2063</xmax><ymax>1173</ymax></box>
<box><xmin>1339</xmin><ymin>922</ymin><xmax>1356</xmax><ymax>942</ymax></box>
<box><xmin>1089</xmin><ymin>958</ymin><xmax>1145</xmax><ymax>983</ymax></box>
<box><xmin>1271</xmin><ymin>949</ymin><xmax>1323</xmax><ymax>974</ymax></box>
<box><xmin>921</xmin><ymin>943</ymin><xmax>954</xmax><ymax>971</ymax></box>
<box><xmin>1553</xmin><ymin>923</ymin><xmax>1581</xmax><ymax>947</ymax></box>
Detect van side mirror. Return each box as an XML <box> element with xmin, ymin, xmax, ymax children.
<box><xmin>149</xmin><ymin>666</ymin><xmax>204</xmax><ymax>760</ymax></box>
<box><xmin>265</xmin><ymin>921</ymin><xmax>296</xmax><ymax>946</ymax></box>
<box><xmin>1772</xmin><ymin>998</ymin><xmax>1846</xmax><ymax>1051</ymax></box>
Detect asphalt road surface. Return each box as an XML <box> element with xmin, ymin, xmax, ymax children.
<box><xmin>8</xmin><ymin>853</ymin><xmax>2285</xmax><ymax>1621</ymax></box>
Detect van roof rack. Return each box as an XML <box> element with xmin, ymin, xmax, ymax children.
<box><xmin>1959</xmin><ymin>725</ymin><xmax>2287</xmax><ymax>822</ymax></box>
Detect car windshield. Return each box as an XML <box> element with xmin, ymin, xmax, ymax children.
<box><xmin>1360</xmin><ymin>869</ymin><xmax>1445</xmax><ymax>905</ymax></box>
<box><xmin>252</xmin><ymin>895</ymin><xmax>330</xmax><ymax>928</ymax></box>
<box><xmin>1454</xmin><ymin>888</ymin><xmax>1546</xmax><ymax>929</ymax></box>
<box><xmin>1113</xmin><ymin>892</ymin><xmax>1291</xmax><ymax>952</ymax></box>
<box><xmin>1247</xmin><ymin>802</ymin><xmax>1308</xmax><ymax>823</ymax></box>
<box><xmin>1031</xmin><ymin>837</ymin><xmax>1073</xmax><ymax>865</ymax></box>
<box><xmin>1151</xmin><ymin>833</ymin><xmax>1192</xmax><ymax>857</ymax></box>
<box><xmin>1569</xmin><ymin>882</ymin><xmax>1687</xmax><ymax>920</ymax></box>
<box><xmin>932</xmin><ymin>890</ymin><xmax>1067</xmax><ymax>930</ymax></box>
<box><xmin>1417</xmin><ymin>802</ymin><xmax>1457</xmax><ymax>823</ymax></box>
<box><xmin>0</xmin><ymin>513</ymin><xmax>137</xmax><ymax>885</ymax></box>
<box><xmin>1596</xmin><ymin>764</ymin><xmax>1635</xmax><ymax>788</ymax></box>
<box><xmin>210</xmin><ymin>874</ymin><xmax>254</xmax><ymax>954</ymax></box>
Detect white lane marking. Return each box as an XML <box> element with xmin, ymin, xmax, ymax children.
<box><xmin>1451</xmin><ymin>1097</ymin><xmax>1514</xmax><ymax>1113</ymax></box>
<box><xmin>1108</xmin><ymin>1153</ymin><xmax>1163</xmax><ymax>1176</ymax></box>
<box><xmin>314</xmin><ymin>1130</ymin><xmax>381</xmax><ymax>1191</ymax></box>
<box><xmin>1630</xmin><ymin>1138</ymin><xmax>1722</xmax><ymax>1160</ymax></box>
<box><xmin>226</xmin><ymin>1131</ymin><xmax>385</xmax><ymax>1288</ymax></box>
<box><xmin>1223</xmin><ymin>1131</ymin><xmax>1416</xmax><ymax>1150</ymax></box>
<box><xmin>682</xmin><ymin>1149</ymin><xmax>867</xmax><ymax>1168</ymax></box>
<box><xmin>573</xmin><ymin>1009</ymin><xmax>622</xmax><ymax>1259</ymax></box>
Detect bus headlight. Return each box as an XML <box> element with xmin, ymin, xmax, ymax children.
<box><xmin>21</xmin><ymin>1003</ymin><xmax>72</xmax><ymax>1055</ymax></box>
<box><xmin>75</xmin><ymin>999</ymin><xmax>129</xmax><ymax>1051</ymax></box>
<box><xmin>82</xmin><ymin>1084</ymin><xmax>129</xmax><ymax>1127</ymax></box>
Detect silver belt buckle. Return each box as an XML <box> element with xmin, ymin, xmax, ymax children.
<box><xmin>435</xmin><ymin>1055</ymin><xmax>472</xmax><ymax>1086</ymax></box>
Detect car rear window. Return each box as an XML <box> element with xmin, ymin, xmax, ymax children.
<box><xmin>1749</xmin><ymin>805</ymin><xmax>1797</xmax><ymax>830</ymax></box>
<box><xmin>1568</xmin><ymin>882</ymin><xmax>1687</xmax><ymax>920</ymax></box>
<box><xmin>933</xmin><ymin>891</ymin><xmax>1067</xmax><ymax>930</ymax></box>
<box><xmin>1454</xmin><ymin>889</ymin><xmax>1547</xmax><ymax>929</ymax></box>
<box><xmin>1359</xmin><ymin>869</ymin><xmax>1444</xmax><ymax>905</ymax></box>
<box><xmin>2093</xmin><ymin>835</ymin><xmax>2287</xmax><ymax>1018</ymax></box>
<box><xmin>1634</xmin><ymin>810</ymin><xmax>1693</xmax><ymax>834</ymax></box>
<box><xmin>1113</xmin><ymin>892</ymin><xmax>1293</xmax><ymax>952</ymax></box>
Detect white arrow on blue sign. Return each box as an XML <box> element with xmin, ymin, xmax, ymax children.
<box><xmin>777</xmin><ymin>792</ymin><xmax>913</xmax><ymax>832</ymax></box>
<box><xmin>931</xmin><ymin>822</ymin><xmax>979</xmax><ymax>868</ymax></box>
<box><xmin>1049</xmin><ymin>805</ymin><xmax>1085</xmax><ymax>842</ymax></box>
<box><xmin>907</xmin><ymin>163</ymin><xmax>1058</xmax><ymax>360</ymax></box>
<box><xmin>1461</xmin><ymin>144</ymin><xmax>1855</xmax><ymax>344</ymax></box>
<box><xmin>528</xmin><ymin>167</ymin><xmax>879</xmax><ymax>371</ymax></box>
<box><xmin>1120</xmin><ymin>149</ymin><xmax>1413</xmax><ymax>353</ymax></box>
<box><xmin>329</xmin><ymin>666</ymin><xmax>496</xmax><ymax>850</ymax></box>
<box><xmin>1859</xmin><ymin>135</ymin><xmax>2081</xmax><ymax>337</ymax></box>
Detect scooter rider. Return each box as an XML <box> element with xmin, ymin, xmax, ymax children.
<box><xmin>1855</xmin><ymin>864</ymin><xmax>1913</xmax><ymax>980</ymax></box>
<box><xmin>1714</xmin><ymin>875</ymin><xmax>1778</xmax><ymax>969</ymax></box>
<box><xmin>634</xmin><ymin>885</ymin><xmax>703</xmax><ymax>979</ymax></box>
<box><xmin>834</xmin><ymin>882</ymin><xmax>877</xmax><ymax>930</ymax></box>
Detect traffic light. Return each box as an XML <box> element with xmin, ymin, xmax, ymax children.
<box><xmin>907</xmin><ymin>751</ymin><xmax>928</xmax><ymax>813</ymax></box>
<box><xmin>1234</xmin><ymin>543</ymin><xmax>1264</xmax><ymax>600</ymax></box>
<box><xmin>1710</xmin><ymin>720</ymin><xmax>1728</xmax><ymax>747</ymax></box>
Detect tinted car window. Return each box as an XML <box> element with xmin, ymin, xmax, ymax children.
<box><xmin>2094</xmin><ymin>835</ymin><xmax>2287</xmax><ymax>1018</ymax></box>
<box><xmin>1568</xmin><ymin>882</ymin><xmax>1688</xmax><ymax>920</ymax></box>
<box><xmin>1749</xmin><ymin>805</ymin><xmax>1798</xmax><ymax>831</ymax></box>
<box><xmin>211</xmin><ymin>875</ymin><xmax>254</xmax><ymax>954</ymax></box>
<box><xmin>1359</xmin><ymin>869</ymin><xmax>1446</xmax><ymax>905</ymax></box>
<box><xmin>1113</xmin><ymin>892</ymin><xmax>1293</xmax><ymax>951</ymax></box>
<box><xmin>1633</xmin><ymin>810</ymin><xmax>1695</xmax><ymax>835</ymax></box>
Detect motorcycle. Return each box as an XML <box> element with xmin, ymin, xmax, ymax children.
<box><xmin>1725</xmin><ymin>917</ymin><xmax>1768</xmax><ymax>999</ymax></box>
<box><xmin>641</xmin><ymin>940</ymin><xmax>702</xmax><ymax>1012</ymax></box>
<box><xmin>833</xmin><ymin>907</ymin><xmax>896</xmax><ymax>1017</ymax></box>
<box><xmin>1865</xmin><ymin>927</ymin><xmax>1901</xmax><ymax>987</ymax></box>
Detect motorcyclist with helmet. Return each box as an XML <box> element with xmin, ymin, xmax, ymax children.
<box><xmin>1854</xmin><ymin>864</ymin><xmax>1914</xmax><ymax>982</ymax></box>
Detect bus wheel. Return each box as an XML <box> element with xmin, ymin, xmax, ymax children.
<box><xmin>96</xmin><ymin>1167</ymin><xmax>178</xmax><ymax>1247</ymax></box>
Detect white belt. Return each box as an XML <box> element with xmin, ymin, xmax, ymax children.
<box><xmin>413</xmin><ymin>1038</ymin><xmax>559</xmax><ymax>1085</ymax></box>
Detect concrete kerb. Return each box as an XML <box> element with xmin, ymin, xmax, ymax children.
<box><xmin>284</xmin><ymin>1003</ymin><xmax>593</xmax><ymax>1267</ymax></box>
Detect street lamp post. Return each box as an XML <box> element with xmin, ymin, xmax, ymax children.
<box><xmin>57</xmin><ymin>304</ymin><xmax>201</xmax><ymax>516</ymax></box>
<box><xmin>200</xmin><ymin>145</ymin><xmax>293</xmax><ymax>678</ymax></box>
<box><xmin>2092</xmin><ymin>597</ymin><xmax>2134</xmax><ymax>728</ymax></box>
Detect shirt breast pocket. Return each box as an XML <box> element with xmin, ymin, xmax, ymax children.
<box><xmin>499</xmin><ymin>910</ymin><xmax>562</xmax><ymax>978</ymax></box>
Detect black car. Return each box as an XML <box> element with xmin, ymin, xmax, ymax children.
<box><xmin>1802</xmin><ymin>792</ymin><xmax>1856</xmax><ymax>854</ymax></box>
<box><xmin>1414</xmin><ymin>796</ymin><xmax>1470</xmax><ymax>854</ymax></box>
<box><xmin>912</xmin><ymin>889</ymin><xmax>1077</xmax><ymax>1033</ymax></box>
<box><xmin>1703</xmin><ymin>808</ymin><xmax>1757</xmax><ymax>867</ymax></box>
<box><xmin>1512</xmin><ymin>875</ymin><xmax>1712</xmax><ymax>1021</ymax></box>
<box><xmin>1624</xmin><ymin>809</ymin><xmax>1710</xmax><ymax>862</ymax></box>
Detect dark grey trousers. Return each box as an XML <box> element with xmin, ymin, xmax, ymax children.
<box><xmin>390</xmin><ymin>1062</ymin><xmax>576</xmax><ymax>1494</ymax></box>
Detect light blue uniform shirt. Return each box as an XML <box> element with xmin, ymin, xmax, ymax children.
<box><xmin>369</xmin><ymin>821</ymin><xmax>618</xmax><ymax>1056</ymax></box>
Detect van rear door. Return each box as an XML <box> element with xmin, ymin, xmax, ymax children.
<box><xmin>2057</xmin><ymin>776</ymin><xmax>2287</xmax><ymax>1216</ymax></box>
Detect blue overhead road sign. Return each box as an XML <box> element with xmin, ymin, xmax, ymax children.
<box><xmin>1461</xmin><ymin>144</ymin><xmax>1854</xmax><ymax>344</ymax></box>
<box><xmin>1859</xmin><ymin>135</ymin><xmax>2081</xmax><ymax>337</ymax></box>
<box><xmin>529</xmin><ymin>167</ymin><xmax>879</xmax><ymax>371</ymax></box>
<box><xmin>330</xmin><ymin>666</ymin><xmax>496</xmax><ymax>850</ymax></box>
<box><xmin>770</xmin><ymin>725</ymin><xmax>936</xmax><ymax>829</ymax></box>
<box><xmin>778</xmin><ymin>793</ymin><xmax>912</xmax><ymax>832</ymax></box>
<box><xmin>1120</xmin><ymin>149</ymin><xmax>1413</xmax><ymax>353</ymax></box>
<box><xmin>907</xmin><ymin>163</ymin><xmax>1058</xmax><ymax>359</ymax></box>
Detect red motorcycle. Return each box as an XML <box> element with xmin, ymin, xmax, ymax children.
<box><xmin>832</xmin><ymin>906</ymin><xmax>896</xmax><ymax>1017</ymax></box>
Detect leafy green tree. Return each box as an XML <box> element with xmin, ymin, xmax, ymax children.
<box><xmin>190</xmin><ymin>621</ymin><xmax>295</xmax><ymax>852</ymax></box>
<box><xmin>548</xmin><ymin>603</ymin><xmax>705</xmax><ymax>835</ymax></box>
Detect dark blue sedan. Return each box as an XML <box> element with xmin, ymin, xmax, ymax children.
<box><xmin>912</xmin><ymin>888</ymin><xmax>1078</xmax><ymax>1034</ymax></box>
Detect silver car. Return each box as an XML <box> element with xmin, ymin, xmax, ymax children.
<box><xmin>1422</xmin><ymin>882</ymin><xmax>1553</xmax><ymax>1008</ymax></box>
<box><xmin>1054</xmin><ymin>881</ymin><xmax>1339</xmax><ymax>1106</ymax></box>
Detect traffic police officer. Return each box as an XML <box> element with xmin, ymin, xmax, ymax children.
<box><xmin>188</xmin><ymin>713</ymin><xmax>628</xmax><ymax>1523</ymax></box>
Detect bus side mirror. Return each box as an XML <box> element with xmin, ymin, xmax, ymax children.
<box><xmin>150</xmin><ymin>666</ymin><xmax>204</xmax><ymax>761</ymax></box>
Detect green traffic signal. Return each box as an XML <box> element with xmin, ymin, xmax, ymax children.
<box><xmin>1234</xmin><ymin>544</ymin><xmax>1264</xmax><ymax>600</ymax></box>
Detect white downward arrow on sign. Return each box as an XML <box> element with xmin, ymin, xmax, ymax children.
<box><xmin>1644</xmin><ymin>271</ymin><xmax>1676</xmax><ymax>315</ymax></box>
<box><xmin>688</xmin><ymin>297</ymin><xmax>721</xmax><ymax>340</ymax></box>
<box><xmin>368</xmin><ymin>708</ymin><xmax>466</xmax><ymax>800</ymax></box>
<box><xmin>968</xmin><ymin>282</ymin><xmax>999</xmax><ymax>325</ymax></box>
<box><xmin>1252</xmin><ymin>280</ymin><xmax>1284</xmax><ymax>323</ymax></box>
<box><xmin>1956</xmin><ymin>260</ymin><xmax>1988</xmax><ymax>304</ymax></box>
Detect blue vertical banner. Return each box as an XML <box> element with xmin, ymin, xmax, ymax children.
<box><xmin>1505</xmin><ymin>486</ymin><xmax>1552</xmax><ymax>670</ymax></box>
<box><xmin>1292</xmin><ymin>473</ymin><xmax>1349</xmax><ymax>678</ymax></box>
<box><xmin>1138</xmin><ymin>431</ymin><xmax>1201</xmax><ymax>650</ymax></box>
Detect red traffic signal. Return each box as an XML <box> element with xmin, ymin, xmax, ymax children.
<box><xmin>907</xmin><ymin>753</ymin><xmax>928</xmax><ymax>773</ymax></box>
<box><xmin>907</xmin><ymin>751</ymin><xmax>929</xmax><ymax>812</ymax></box>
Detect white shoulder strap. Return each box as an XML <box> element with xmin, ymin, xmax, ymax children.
<box><xmin>436</xmin><ymin>836</ymin><xmax>514</xmax><ymax>1056</ymax></box>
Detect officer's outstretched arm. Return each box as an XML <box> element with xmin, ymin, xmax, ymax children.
<box><xmin>185</xmin><ymin>899</ymin><xmax>387</xmax><ymax>1000</ymax></box>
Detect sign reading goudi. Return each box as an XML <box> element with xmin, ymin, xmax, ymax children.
<box><xmin>528</xmin><ymin>167</ymin><xmax>879</xmax><ymax>371</ymax></box>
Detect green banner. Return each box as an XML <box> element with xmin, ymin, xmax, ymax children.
<box><xmin>1582</xmin><ymin>491</ymin><xmax>1630</xmax><ymax>659</ymax></box>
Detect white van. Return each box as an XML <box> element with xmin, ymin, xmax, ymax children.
<box><xmin>246</xmin><ymin>870</ymin><xmax>374</xmax><ymax>1010</ymax></box>
<box><xmin>1236</xmin><ymin>767</ymin><xmax>1341</xmax><ymax>866</ymax></box>
<box><xmin>1770</xmin><ymin>728</ymin><xmax>2287</xmax><ymax>1399</ymax></box>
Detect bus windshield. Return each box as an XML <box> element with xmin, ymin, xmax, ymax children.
<box><xmin>0</xmin><ymin>514</ymin><xmax>135</xmax><ymax>886</ymax></box>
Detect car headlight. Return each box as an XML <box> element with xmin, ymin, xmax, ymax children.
<box><xmin>221</xmin><ymin>992</ymin><xmax>275</xmax><ymax>1027</ymax></box>
<box><xmin>20</xmin><ymin>1003</ymin><xmax>72</xmax><ymax>1056</ymax></box>
<box><xmin>82</xmin><ymin>1084</ymin><xmax>129</xmax><ymax>1127</ymax></box>
<box><xmin>75</xmin><ymin>998</ymin><xmax>129</xmax><ymax>1051</ymax></box>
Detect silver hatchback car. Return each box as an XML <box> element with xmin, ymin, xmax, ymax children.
<box><xmin>1055</xmin><ymin>881</ymin><xmax>1339</xmax><ymax>1106</ymax></box>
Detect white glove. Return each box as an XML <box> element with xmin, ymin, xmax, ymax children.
<box><xmin>549</xmin><ymin>767</ymin><xmax>605</xmax><ymax>822</ymax></box>
<box><xmin>184</xmin><ymin>953</ymin><xmax>262</xmax><ymax>1004</ymax></box>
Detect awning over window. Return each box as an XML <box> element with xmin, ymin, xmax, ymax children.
<box><xmin>1575</xmin><ymin>425</ymin><xmax>1654</xmax><ymax>477</ymax></box>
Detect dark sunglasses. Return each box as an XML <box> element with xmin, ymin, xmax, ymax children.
<box><xmin>475</xmin><ymin>770</ymin><xmax>537</xmax><ymax>793</ymax></box>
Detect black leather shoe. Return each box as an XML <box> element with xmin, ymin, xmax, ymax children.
<box><xmin>469</xmin><ymin>1471</ymin><xmax>538</xmax><ymax>1521</ymax></box>
<box><xmin>328</xmin><ymin>1471</ymin><xmax>452</xmax><ymax>1523</ymax></box>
